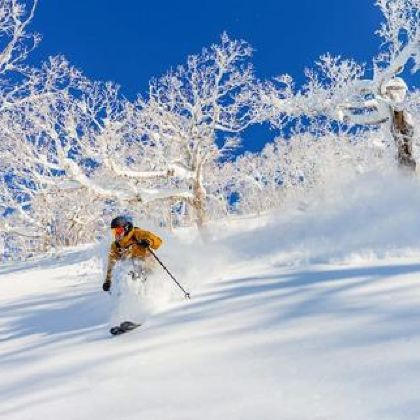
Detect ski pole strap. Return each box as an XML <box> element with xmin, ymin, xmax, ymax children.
<box><xmin>147</xmin><ymin>247</ymin><xmax>191</xmax><ymax>300</ymax></box>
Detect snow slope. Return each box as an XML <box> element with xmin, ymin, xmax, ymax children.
<box><xmin>2</xmin><ymin>171</ymin><xmax>420</xmax><ymax>420</ymax></box>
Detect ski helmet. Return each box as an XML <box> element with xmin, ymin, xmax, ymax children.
<box><xmin>110</xmin><ymin>215</ymin><xmax>133</xmax><ymax>234</ymax></box>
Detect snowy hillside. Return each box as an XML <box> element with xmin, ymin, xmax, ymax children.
<box><xmin>2</xmin><ymin>171</ymin><xmax>420</xmax><ymax>420</ymax></box>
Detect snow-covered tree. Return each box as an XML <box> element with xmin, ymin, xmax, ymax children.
<box><xmin>0</xmin><ymin>0</ymin><xmax>49</xmax><ymax>244</ymax></box>
<box><xmin>136</xmin><ymin>33</ymin><xmax>261</xmax><ymax>229</ymax></box>
<box><xmin>1</xmin><ymin>62</ymin><xmax>189</xmax><ymax>253</ymax></box>
<box><xmin>263</xmin><ymin>0</ymin><xmax>419</xmax><ymax>171</ymax></box>
<box><xmin>225</xmin><ymin>120</ymin><xmax>392</xmax><ymax>217</ymax></box>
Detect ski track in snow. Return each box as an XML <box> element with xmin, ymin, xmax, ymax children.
<box><xmin>2</xmin><ymin>172</ymin><xmax>420</xmax><ymax>420</ymax></box>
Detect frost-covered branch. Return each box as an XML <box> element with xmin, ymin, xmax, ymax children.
<box><xmin>0</xmin><ymin>0</ymin><xmax>40</xmax><ymax>74</ymax></box>
<box><xmin>264</xmin><ymin>0</ymin><xmax>419</xmax><ymax>170</ymax></box>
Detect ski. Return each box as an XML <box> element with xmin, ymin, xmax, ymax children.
<box><xmin>109</xmin><ymin>321</ymin><xmax>142</xmax><ymax>336</ymax></box>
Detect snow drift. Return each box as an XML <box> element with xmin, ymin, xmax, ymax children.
<box><xmin>216</xmin><ymin>169</ymin><xmax>420</xmax><ymax>266</ymax></box>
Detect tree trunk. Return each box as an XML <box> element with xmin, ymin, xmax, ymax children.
<box><xmin>393</xmin><ymin>110</ymin><xmax>416</xmax><ymax>172</ymax></box>
<box><xmin>192</xmin><ymin>161</ymin><xmax>207</xmax><ymax>229</ymax></box>
<box><xmin>192</xmin><ymin>180</ymin><xmax>206</xmax><ymax>228</ymax></box>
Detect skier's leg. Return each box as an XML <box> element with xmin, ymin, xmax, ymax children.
<box><xmin>144</xmin><ymin>256</ymin><xmax>157</xmax><ymax>276</ymax></box>
<box><xmin>129</xmin><ymin>258</ymin><xmax>146</xmax><ymax>281</ymax></box>
<box><xmin>128</xmin><ymin>257</ymin><xmax>147</xmax><ymax>296</ymax></box>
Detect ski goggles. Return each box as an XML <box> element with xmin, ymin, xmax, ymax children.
<box><xmin>112</xmin><ymin>226</ymin><xmax>125</xmax><ymax>237</ymax></box>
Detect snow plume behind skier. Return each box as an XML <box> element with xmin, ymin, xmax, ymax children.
<box><xmin>103</xmin><ymin>215</ymin><xmax>163</xmax><ymax>324</ymax></box>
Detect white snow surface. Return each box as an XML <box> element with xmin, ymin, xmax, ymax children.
<box><xmin>2</xmin><ymin>171</ymin><xmax>420</xmax><ymax>420</ymax></box>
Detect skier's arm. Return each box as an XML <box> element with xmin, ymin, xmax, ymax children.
<box><xmin>135</xmin><ymin>230</ymin><xmax>163</xmax><ymax>250</ymax></box>
<box><xmin>145</xmin><ymin>231</ymin><xmax>162</xmax><ymax>250</ymax></box>
<box><xmin>104</xmin><ymin>243</ymin><xmax>120</xmax><ymax>288</ymax></box>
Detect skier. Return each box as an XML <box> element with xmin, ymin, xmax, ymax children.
<box><xmin>102</xmin><ymin>215</ymin><xmax>163</xmax><ymax>293</ymax></box>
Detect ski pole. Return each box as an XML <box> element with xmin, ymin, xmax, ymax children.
<box><xmin>147</xmin><ymin>247</ymin><xmax>191</xmax><ymax>300</ymax></box>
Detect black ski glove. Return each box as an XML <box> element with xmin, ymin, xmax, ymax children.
<box><xmin>138</xmin><ymin>239</ymin><xmax>151</xmax><ymax>248</ymax></box>
<box><xmin>102</xmin><ymin>281</ymin><xmax>111</xmax><ymax>292</ymax></box>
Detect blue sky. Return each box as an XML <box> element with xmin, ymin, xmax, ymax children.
<box><xmin>28</xmin><ymin>0</ymin><xmax>415</xmax><ymax>152</ymax></box>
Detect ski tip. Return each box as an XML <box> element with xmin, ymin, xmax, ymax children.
<box><xmin>109</xmin><ymin>321</ymin><xmax>142</xmax><ymax>336</ymax></box>
<box><xmin>120</xmin><ymin>321</ymin><xmax>142</xmax><ymax>330</ymax></box>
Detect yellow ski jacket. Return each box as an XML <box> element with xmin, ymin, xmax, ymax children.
<box><xmin>105</xmin><ymin>227</ymin><xmax>162</xmax><ymax>283</ymax></box>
